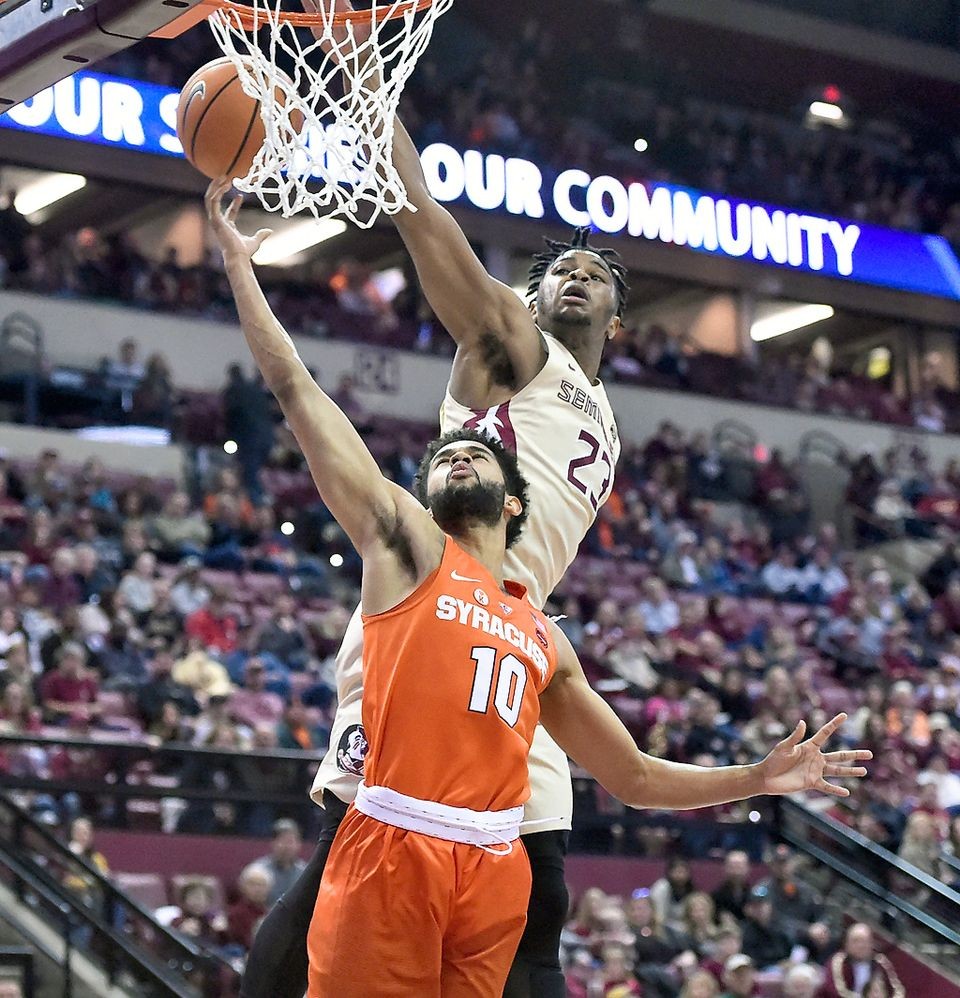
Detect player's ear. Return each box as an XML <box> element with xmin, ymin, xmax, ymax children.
<box><xmin>504</xmin><ymin>494</ymin><xmax>522</xmax><ymax>520</ymax></box>
<box><xmin>606</xmin><ymin>315</ymin><xmax>622</xmax><ymax>341</ymax></box>
<box><xmin>528</xmin><ymin>299</ymin><xmax>538</xmax><ymax>321</ymax></box>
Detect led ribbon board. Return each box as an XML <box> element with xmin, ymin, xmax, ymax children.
<box><xmin>3</xmin><ymin>71</ymin><xmax>959</xmax><ymax>301</ymax></box>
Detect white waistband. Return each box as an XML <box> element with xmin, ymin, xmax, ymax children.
<box><xmin>354</xmin><ymin>782</ymin><xmax>523</xmax><ymax>855</ymax></box>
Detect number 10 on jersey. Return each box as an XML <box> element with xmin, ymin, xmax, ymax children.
<box><xmin>468</xmin><ymin>647</ymin><xmax>528</xmax><ymax>727</ymax></box>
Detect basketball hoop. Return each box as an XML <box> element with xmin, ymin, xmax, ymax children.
<box><xmin>204</xmin><ymin>0</ymin><xmax>453</xmax><ymax>226</ymax></box>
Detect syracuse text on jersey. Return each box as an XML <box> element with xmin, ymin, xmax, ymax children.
<box><xmin>435</xmin><ymin>594</ymin><xmax>550</xmax><ymax>682</ymax></box>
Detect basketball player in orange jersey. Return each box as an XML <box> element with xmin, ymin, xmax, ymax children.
<box><xmin>206</xmin><ymin>178</ymin><xmax>871</xmax><ymax>998</ymax></box>
<box><xmin>239</xmin><ymin>7</ymin><xmax>631</xmax><ymax>997</ymax></box>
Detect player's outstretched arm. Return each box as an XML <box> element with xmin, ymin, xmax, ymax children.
<box><xmin>205</xmin><ymin>178</ymin><xmax>436</xmax><ymax>568</ymax></box>
<box><xmin>539</xmin><ymin>624</ymin><xmax>871</xmax><ymax>811</ymax></box>
<box><xmin>307</xmin><ymin>0</ymin><xmax>543</xmax><ymax>381</ymax></box>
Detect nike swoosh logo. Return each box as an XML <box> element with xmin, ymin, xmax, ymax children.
<box><xmin>451</xmin><ymin>570</ymin><xmax>483</xmax><ymax>584</ymax></box>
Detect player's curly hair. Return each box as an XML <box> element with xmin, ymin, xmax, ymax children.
<box><xmin>414</xmin><ymin>428</ymin><xmax>531</xmax><ymax>548</ymax></box>
<box><xmin>527</xmin><ymin>225</ymin><xmax>630</xmax><ymax>318</ymax></box>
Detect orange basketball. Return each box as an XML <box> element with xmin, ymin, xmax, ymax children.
<box><xmin>176</xmin><ymin>57</ymin><xmax>300</xmax><ymax>180</ymax></box>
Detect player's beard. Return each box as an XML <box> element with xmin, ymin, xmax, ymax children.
<box><xmin>430</xmin><ymin>479</ymin><xmax>506</xmax><ymax>536</ymax></box>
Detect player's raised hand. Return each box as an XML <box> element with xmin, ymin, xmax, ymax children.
<box><xmin>757</xmin><ymin>713</ymin><xmax>871</xmax><ymax>798</ymax></box>
<box><xmin>205</xmin><ymin>178</ymin><xmax>272</xmax><ymax>263</ymax></box>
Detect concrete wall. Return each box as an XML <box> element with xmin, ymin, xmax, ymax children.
<box><xmin>3</xmin><ymin>289</ymin><xmax>958</xmax><ymax>465</ymax></box>
<box><xmin>0</xmin><ymin>423</ymin><xmax>183</xmax><ymax>480</ymax></box>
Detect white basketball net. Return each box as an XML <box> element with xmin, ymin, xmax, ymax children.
<box><xmin>208</xmin><ymin>0</ymin><xmax>453</xmax><ymax>226</ymax></box>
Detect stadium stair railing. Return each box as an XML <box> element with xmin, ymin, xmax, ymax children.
<box><xmin>774</xmin><ymin>796</ymin><xmax>960</xmax><ymax>981</ymax></box>
<box><xmin>0</xmin><ymin>792</ymin><xmax>241</xmax><ymax>997</ymax></box>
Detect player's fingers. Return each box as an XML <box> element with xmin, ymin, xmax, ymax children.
<box><xmin>780</xmin><ymin>719</ymin><xmax>806</xmax><ymax>749</ymax></box>
<box><xmin>208</xmin><ymin>176</ymin><xmax>231</xmax><ymax>203</ymax></box>
<box><xmin>817</xmin><ymin>779</ymin><xmax>850</xmax><ymax>797</ymax></box>
<box><xmin>823</xmin><ymin>765</ymin><xmax>868</xmax><ymax>778</ymax></box>
<box><xmin>809</xmin><ymin>713</ymin><xmax>846</xmax><ymax>748</ymax></box>
<box><xmin>226</xmin><ymin>195</ymin><xmax>243</xmax><ymax>223</ymax></box>
<box><xmin>823</xmin><ymin>749</ymin><xmax>873</xmax><ymax>763</ymax></box>
<box><xmin>252</xmin><ymin>229</ymin><xmax>273</xmax><ymax>251</ymax></box>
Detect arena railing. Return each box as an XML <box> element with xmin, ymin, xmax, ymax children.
<box><xmin>774</xmin><ymin>797</ymin><xmax>960</xmax><ymax>977</ymax></box>
<box><xmin>0</xmin><ymin>793</ymin><xmax>240</xmax><ymax>997</ymax></box>
<box><xmin>0</xmin><ymin>733</ymin><xmax>769</xmax><ymax>853</ymax></box>
<box><xmin>0</xmin><ymin>730</ymin><xmax>325</xmax><ymax>837</ymax></box>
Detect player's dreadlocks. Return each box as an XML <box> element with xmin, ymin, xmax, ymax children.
<box><xmin>526</xmin><ymin>226</ymin><xmax>630</xmax><ymax>318</ymax></box>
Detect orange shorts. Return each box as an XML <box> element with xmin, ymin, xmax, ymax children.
<box><xmin>307</xmin><ymin>807</ymin><xmax>531</xmax><ymax>997</ymax></box>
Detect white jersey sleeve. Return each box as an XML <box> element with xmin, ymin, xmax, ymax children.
<box><xmin>311</xmin><ymin>331</ymin><xmax>619</xmax><ymax>824</ymax></box>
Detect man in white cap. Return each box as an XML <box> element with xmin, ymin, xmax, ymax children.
<box><xmin>720</xmin><ymin>954</ymin><xmax>756</xmax><ymax>998</ymax></box>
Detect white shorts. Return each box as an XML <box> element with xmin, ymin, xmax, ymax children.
<box><xmin>310</xmin><ymin>608</ymin><xmax>573</xmax><ymax>832</ymax></box>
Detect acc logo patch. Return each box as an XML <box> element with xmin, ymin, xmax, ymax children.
<box><xmin>336</xmin><ymin>724</ymin><xmax>368</xmax><ymax>776</ymax></box>
<box><xmin>474</xmin><ymin>588</ymin><xmax>489</xmax><ymax>606</ymax></box>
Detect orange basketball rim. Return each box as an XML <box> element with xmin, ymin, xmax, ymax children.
<box><xmin>152</xmin><ymin>0</ymin><xmax>438</xmax><ymax>38</ymax></box>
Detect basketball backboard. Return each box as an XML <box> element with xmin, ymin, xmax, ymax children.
<box><xmin>0</xmin><ymin>0</ymin><xmax>206</xmax><ymax>111</ymax></box>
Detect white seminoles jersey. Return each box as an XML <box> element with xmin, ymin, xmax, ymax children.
<box><xmin>311</xmin><ymin>332</ymin><xmax>620</xmax><ymax>829</ymax></box>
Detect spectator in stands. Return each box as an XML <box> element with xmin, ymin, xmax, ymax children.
<box><xmin>757</xmin><ymin>845</ymin><xmax>830</xmax><ymax>956</ymax></box>
<box><xmin>650</xmin><ymin>857</ymin><xmax>696</xmax><ymax>932</ymax></box>
<box><xmin>638</xmin><ymin>577</ymin><xmax>680</xmax><ymax>635</ymax></box>
<box><xmin>62</xmin><ymin>815</ymin><xmax>110</xmax><ymax>905</ymax></box>
<box><xmin>562</xmin><ymin>887</ymin><xmax>607</xmax><ymax>955</ymax></box>
<box><xmin>225</xmin><ymin>863</ymin><xmax>272</xmax><ymax>952</ymax></box>
<box><xmin>781</xmin><ymin>963</ymin><xmax>822</xmax><ymax>998</ymax></box>
<box><xmin>0</xmin><ymin>610</ymin><xmax>28</xmax><ymax>661</ymax></box>
<box><xmin>132</xmin><ymin>352</ymin><xmax>175</xmax><ymax>427</ymax></box>
<box><xmin>624</xmin><ymin>887</ymin><xmax>689</xmax><ymax>968</ymax></box>
<box><xmin>918</xmin><ymin>753</ymin><xmax>960</xmax><ymax>812</ymax></box>
<box><xmin>39</xmin><ymin>643</ymin><xmax>101</xmax><ymax>725</ymax></box>
<box><xmin>170</xmin><ymin>878</ymin><xmax>227</xmax><ymax>950</ymax></box>
<box><xmin>822</xmin><ymin>923</ymin><xmax>905</xmax><ymax>998</ymax></box>
<box><xmin>760</xmin><ymin>547</ymin><xmax>803</xmax><ymax>600</ymax></box>
<box><xmin>681</xmin><ymin>970</ymin><xmax>720</xmax><ymax>997</ymax></box>
<box><xmin>229</xmin><ymin>658</ymin><xmax>284</xmax><ymax>730</ymax></box>
<box><xmin>595</xmin><ymin>943</ymin><xmax>642</xmax><ymax>996</ymax></box>
<box><xmin>0</xmin><ymin>681</ymin><xmax>41</xmax><ymax>734</ymax></box>
<box><xmin>142</xmin><ymin>582</ymin><xmax>181</xmax><ymax>647</ymax></box>
<box><xmin>739</xmin><ymin>885</ymin><xmax>792</xmax><ymax>970</ymax></box>
<box><xmin>222</xmin><ymin>365</ymin><xmax>274</xmax><ymax>504</ymax></box>
<box><xmin>256</xmin><ymin>593</ymin><xmax>310</xmax><ymax>672</ymax></box>
<box><xmin>275</xmin><ymin>700</ymin><xmax>327</xmax><ymax>751</ymax></box>
<box><xmin>117</xmin><ymin>551</ymin><xmax>158</xmax><ymax>620</ymax></box>
<box><xmin>98</xmin><ymin>616</ymin><xmax>148</xmax><ymax>690</ymax></box>
<box><xmin>185</xmin><ymin>587</ymin><xmax>239</xmax><ymax>656</ymax></box>
<box><xmin>150</xmin><ymin>493</ymin><xmax>210</xmax><ymax>563</ymax></box>
<box><xmin>137</xmin><ymin>645</ymin><xmax>200</xmax><ymax>725</ymax></box>
<box><xmin>170</xmin><ymin>557</ymin><xmax>210</xmax><ymax>617</ymax></box>
<box><xmin>798</xmin><ymin>546</ymin><xmax>848</xmax><ymax>603</ymax></box>
<box><xmin>172</xmin><ymin>637</ymin><xmax>233</xmax><ymax>705</ymax></box>
<box><xmin>252</xmin><ymin>818</ymin><xmax>307</xmax><ymax>906</ymax></box>
<box><xmin>885</xmin><ymin>681</ymin><xmax>931</xmax><ymax>748</ymax></box>
<box><xmin>680</xmin><ymin>891</ymin><xmax>722</xmax><ymax>954</ymax></box>
<box><xmin>42</xmin><ymin>548</ymin><xmax>81</xmax><ymax>615</ymax></box>
<box><xmin>0</xmin><ymin>642</ymin><xmax>34</xmax><ymax>702</ymax></box>
<box><xmin>711</xmin><ymin>850</ymin><xmax>753</xmax><ymax>922</ymax></box>
<box><xmin>719</xmin><ymin>954</ymin><xmax>757</xmax><ymax>998</ymax></box>
<box><xmin>104</xmin><ymin>338</ymin><xmax>145</xmax><ymax>414</ymax></box>
<box><xmin>896</xmin><ymin>811</ymin><xmax>943</xmax><ymax>880</ymax></box>
<box><xmin>72</xmin><ymin>543</ymin><xmax>116</xmax><ymax>603</ymax></box>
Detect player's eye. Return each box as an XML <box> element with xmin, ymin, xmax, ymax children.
<box><xmin>590</xmin><ymin>274</ymin><xmax>605</xmax><ymax>282</ymax></box>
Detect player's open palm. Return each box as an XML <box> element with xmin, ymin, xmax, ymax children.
<box><xmin>757</xmin><ymin>713</ymin><xmax>871</xmax><ymax>797</ymax></box>
<box><xmin>205</xmin><ymin>178</ymin><xmax>272</xmax><ymax>262</ymax></box>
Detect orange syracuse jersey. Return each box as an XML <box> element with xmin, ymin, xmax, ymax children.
<box><xmin>359</xmin><ymin>537</ymin><xmax>558</xmax><ymax>814</ymax></box>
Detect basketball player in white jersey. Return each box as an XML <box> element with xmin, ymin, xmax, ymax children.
<box><xmin>240</xmin><ymin>6</ymin><xmax>624</xmax><ymax>996</ymax></box>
